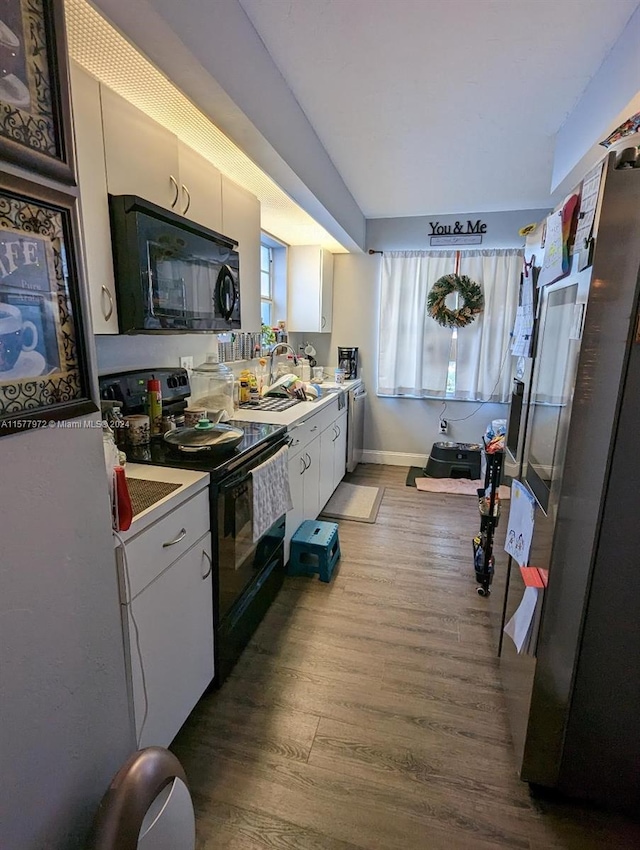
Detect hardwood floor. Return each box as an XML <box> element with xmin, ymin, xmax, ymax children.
<box><xmin>171</xmin><ymin>465</ymin><xmax>640</xmax><ymax>849</ymax></box>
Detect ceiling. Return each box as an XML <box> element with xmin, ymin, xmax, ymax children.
<box><xmin>238</xmin><ymin>0</ymin><xmax>639</xmax><ymax>218</ymax></box>
<box><xmin>73</xmin><ymin>0</ymin><xmax>638</xmax><ymax>250</ymax></box>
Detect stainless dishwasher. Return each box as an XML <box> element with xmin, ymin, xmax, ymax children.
<box><xmin>346</xmin><ymin>383</ymin><xmax>367</xmax><ymax>472</ymax></box>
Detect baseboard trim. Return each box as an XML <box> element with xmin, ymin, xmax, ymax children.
<box><xmin>362</xmin><ymin>450</ymin><xmax>427</xmax><ymax>467</ymax></box>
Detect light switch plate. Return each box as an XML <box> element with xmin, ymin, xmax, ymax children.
<box><xmin>179</xmin><ymin>356</ymin><xmax>193</xmax><ymax>371</ymax></box>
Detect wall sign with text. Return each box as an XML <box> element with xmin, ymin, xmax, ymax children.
<box><xmin>429</xmin><ymin>219</ymin><xmax>487</xmax><ymax>246</ymax></box>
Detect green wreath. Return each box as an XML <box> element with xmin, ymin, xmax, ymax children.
<box><xmin>427</xmin><ymin>274</ymin><xmax>484</xmax><ymax>328</ymax></box>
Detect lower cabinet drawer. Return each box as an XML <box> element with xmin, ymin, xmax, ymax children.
<box><xmin>125</xmin><ymin>533</ymin><xmax>214</xmax><ymax>748</ymax></box>
<box><xmin>120</xmin><ymin>488</ymin><xmax>210</xmax><ymax>600</ymax></box>
<box><xmin>288</xmin><ymin>396</ymin><xmax>339</xmax><ymax>451</ymax></box>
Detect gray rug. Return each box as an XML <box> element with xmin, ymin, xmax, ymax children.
<box><xmin>321</xmin><ymin>482</ymin><xmax>385</xmax><ymax>523</ymax></box>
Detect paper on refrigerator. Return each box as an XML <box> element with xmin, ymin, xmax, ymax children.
<box><xmin>504</xmin><ymin>480</ymin><xmax>536</xmax><ymax>567</ymax></box>
<box><xmin>504</xmin><ymin>586</ymin><xmax>540</xmax><ymax>654</ymax></box>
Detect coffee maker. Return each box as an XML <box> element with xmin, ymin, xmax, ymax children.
<box><xmin>337</xmin><ymin>347</ymin><xmax>358</xmax><ymax>379</ymax></box>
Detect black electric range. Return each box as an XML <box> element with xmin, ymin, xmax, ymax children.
<box><xmin>124</xmin><ymin>419</ymin><xmax>287</xmax><ymax>480</ymax></box>
<box><xmin>99</xmin><ymin>367</ymin><xmax>289</xmax><ymax>687</ymax></box>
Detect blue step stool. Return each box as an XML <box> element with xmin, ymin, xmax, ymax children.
<box><xmin>288</xmin><ymin>520</ymin><xmax>341</xmax><ymax>582</ymax></box>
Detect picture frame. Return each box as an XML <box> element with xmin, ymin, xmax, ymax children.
<box><xmin>0</xmin><ymin>0</ymin><xmax>75</xmax><ymax>184</ymax></box>
<box><xmin>0</xmin><ymin>170</ymin><xmax>97</xmax><ymax>434</ymax></box>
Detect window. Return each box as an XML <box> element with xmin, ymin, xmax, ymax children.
<box><xmin>260</xmin><ymin>243</ymin><xmax>273</xmax><ymax>327</ymax></box>
<box><xmin>377</xmin><ymin>249</ymin><xmax>522</xmax><ymax>402</ymax></box>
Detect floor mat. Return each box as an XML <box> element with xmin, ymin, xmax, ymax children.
<box><xmin>414</xmin><ymin>477</ymin><xmax>511</xmax><ymax>499</ymax></box>
<box><xmin>321</xmin><ymin>482</ymin><xmax>385</xmax><ymax>523</ymax></box>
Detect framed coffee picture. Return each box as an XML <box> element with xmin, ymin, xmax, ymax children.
<box><xmin>0</xmin><ymin>171</ymin><xmax>96</xmax><ymax>434</ymax></box>
<box><xmin>0</xmin><ymin>0</ymin><xmax>75</xmax><ymax>183</ymax></box>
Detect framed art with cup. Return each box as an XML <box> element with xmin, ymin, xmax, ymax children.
<box><xmin>0</xmin><ymin>0</ymin><xmax>75</xmax><ymax>184</ymax></box>
<box><xmin>0</xmin><ymin>170</ymin><xmax>97</xmax><ymax>434</ymax></box>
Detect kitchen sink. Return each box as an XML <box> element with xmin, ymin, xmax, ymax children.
<box><xmin>239</xmin><ymin>387</ymin><xmax>344</xmax><ymax>414</ymax></box>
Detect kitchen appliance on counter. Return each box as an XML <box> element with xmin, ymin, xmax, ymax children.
<box><xmin>109</xmin><ymin>195</ymin><xmax>241</xmax><ymax>333</ymax></box>
<box><xmin>99</xmin><ymin>367</ymin><xmax>287</xmax><ymax>687</ymax></box>
<box><xmin>338</xmin><ymin>347</ymin><xmax>359</xmax><ymax>379</ymax></box>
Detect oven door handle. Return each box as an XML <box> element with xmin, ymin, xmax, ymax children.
<box><xmin>221</xmin><ymin>470</ymin><xmax>252</xmax><ymax>492</ymax></box>
<box><xmin>220</xmin><ymin>440</ymin><xmax>288</xmax><ymax>491</ymax></box>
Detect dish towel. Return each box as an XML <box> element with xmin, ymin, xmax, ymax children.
<box><xmin>251</xmin><ymin>445</ymin><xmax>293</xmax><ymax>542</ymax></box>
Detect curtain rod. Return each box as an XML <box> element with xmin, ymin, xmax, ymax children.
<box><xmin>368</xmin><ymin>249</ymin><xmax>383</xmax><ymax>255</ymax></box>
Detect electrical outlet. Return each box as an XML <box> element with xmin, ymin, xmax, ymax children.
<box><xmin>179</xmin><ymin>356</ymin><xmax>193</xmax><ymax>372</ymax></box>
<box><xmin>439</xmin><ymin>418</ymin><xmax>448</xmax><ymax>434</ymax></box>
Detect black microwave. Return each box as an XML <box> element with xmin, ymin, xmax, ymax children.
<box><xmin>109</xmin><ymin>195</ymin><xmax>241</xmax><ymax>332</ymax></box>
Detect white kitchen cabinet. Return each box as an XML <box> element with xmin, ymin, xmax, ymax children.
<box><xmin>318</xmin><ymin>408</ymin><xmax>348</xmax><ymax>510</ymax></box>
<box><xmin>286</xmin><ymin>435</ymin><xmax>320</xmax><ymax>562</ymax></box>
<box><xmin>115</xmin><ymin>474</ymin><xmax>213</xmax><ymax>749</ymax></box>
<box><xmin>221</xmin><ymin>175</ymin><xmax>261</xmax><ymax>333</ymax></box>
<box><xmin>101</xmin><ymin>85</ymin><xmax>224</xmax><ymax>231</ymax></box>
<box><xmin>319</xmin><ymin>421</ymin><xmax>337</xmax><ymax>510</ymax></box>
<box><xmin>101</xmin><ymin>85</ymin><xmax>181</xmax><ymax>211</ymax></box>
<box><xmin>333</xmin><ymin>409</ymin><xmax>348</xmax><ymax>490</ymax></box>
<box><xmin>176</xmin><ymin>141</ymin><xmax>223</xmax><ymax>233</ymax></box>
<box><xmin>69</xmin><ymin>62</ymin><xmax>118</xmax><ymax>333</ymax></box>
<box><xmin>287</xmin><ymin>448</ymin><xmax>305</xmax><ymax>560</ymax></box>
<box><xmin>125</xmin><ymin>534</ymin><xmax>214</xmax><ymax>748</ymax></box>
<box><xmin>284</xmin><ymin>394</ymin><xmax>347</xmax><ymax>561</ymax></box>
<box><xmin>287</xmin><ymin>246</ymin><xmax>334</xmax><ymax>332</ymax></box>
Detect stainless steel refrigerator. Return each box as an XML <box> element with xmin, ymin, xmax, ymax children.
<box><xmin>499</xmin><ymin>147</ymin><xmax>640</xmax><ymax>812</ymax></box>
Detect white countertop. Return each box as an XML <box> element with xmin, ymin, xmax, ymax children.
<box><xmin>231</xmin><ymin>379</ymin><xmax>361</xmax><ymax>428</ymax></box>
<box><xmin>116</xmin><ymin>464</ymin><xmax>210</xmax><ymax>542</ymax></box>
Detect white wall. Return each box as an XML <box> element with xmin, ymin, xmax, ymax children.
<box><xmin>1</xmin><ymin>423</ymin><xmax>134</xmax><ymax>849</ymax></box>
<box><xmin>552</xmin><ymin>5</ymin><xmax>640</xmax><ymax>194</ymax></box>
<box><xmin>312</xmin><ymin>254</ymin><xmax>509</xmax><ymax>466</ymax></box>
<box><xmin>292</xmin><ymin>210</ymin><xmax>545</xmax><ymax>467</ymax></box>
<box><xmin>366</xmin><ymin>208</ymin><xmax>550</xmax><ymax>252</ymax></box>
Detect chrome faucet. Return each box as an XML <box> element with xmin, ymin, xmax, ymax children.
<box><xmin>268</xmin><ymin>342</ymin><xmax>298</xmax><ymax>387</ymax></box>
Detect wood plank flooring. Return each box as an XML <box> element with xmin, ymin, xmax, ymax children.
<box><xmin>171</xmin><ymin>465</ymin><xmax>640</xmax><ymax>849</ymax></box>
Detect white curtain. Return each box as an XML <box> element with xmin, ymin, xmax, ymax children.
<box><xmin>377</xmin><ymin>248</ymin><xmax>521</xmax><ymax>402</ymax></box>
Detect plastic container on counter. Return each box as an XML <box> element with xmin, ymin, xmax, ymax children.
<box><xmin>189</xmin><ymin>355</ymin><xmax>235</xmax><ymax>419</ymax></box>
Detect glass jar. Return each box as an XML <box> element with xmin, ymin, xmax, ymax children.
<box><xmin>189</xmin><ymin>355</ymin><xmax>235</xmax><ymax>418</ymax></box>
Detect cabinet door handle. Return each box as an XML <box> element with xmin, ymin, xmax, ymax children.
<box><xmin>169</xmin><ymin>174</ymin><xmax>179</xmax><ymax>208</ymax></box>
<box><xmin>300</xmin><ymin>456</ymin><xmax>306</xmax><ymax>475</ymax></box>
<box><xmin>162</xmin><ymin>527</ymin><xmax>186</xmax><ymax>548</ymax></box>
<box><xmin>336</xmin><ymin>425</ymin><xmax>341</xmax><ymax>437</ymax></box>
<box><xmin>201</xmin><ymin>549</ymin><xmax>212</xmax><ymax>580</ymax></box>
<box><xmin>182</xmin><ymin>184</ymin><xmax>191</xmax><ymax>215</ymax></box>
<box><xmin>305</xmin><ymin>452</ymin><xmax>311</xmax><ymax>469</ymax></box>
<box><xmin>332</xmin><ymin>425</ymin><xmax>338</xmax><ymax>442</ymax></box>
<box><xmin>310</xmin><ymin>425</ymin><xmax>318</xmax><ymax>432</ymax></box>
<box><xmin>101</xmin><ymin>285</ymin><xmax>114</xmax><ymax>321</ymax></box>
<box><xmin>321</xmin><ymin>316</ymin><xmax>326</xmax><ymax>328</ymax></box>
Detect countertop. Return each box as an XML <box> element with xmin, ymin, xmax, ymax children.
<box><xmin>231</xmin><ymin>379</ymin><xmax>362</xmax><ymax>429</ymax></box>
<box><xmin>115</xmin><ymin>464</ymin><xmax>210</xmax><ymax>543</ymax></box>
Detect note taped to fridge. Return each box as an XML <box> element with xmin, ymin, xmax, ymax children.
<box><xmin>504</xmin><ymin>586</ymin><xmax>540</xmax><ymax>654</ymax></box>
<box><xmin>505</xmin><ymin>481</ymin><xmax>536</xmax><ymax>567</ymax></box>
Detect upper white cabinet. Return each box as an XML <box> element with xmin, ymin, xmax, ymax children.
<box><xmin>221</xmin><ymin>175</ymin><xmax>261</xmax><ymax>333</ymax></box>
<box><xmin>101</xmin><ymin>85</ymin><xmax>181</xmax><ymax>210</ymax></box>
<box><xmin>100</xmin><ymin>86</ymin><xmax>224</xmax><ymax>234</ymax></box>
<box><xmin>177</xmin><ymin>142</ymin><xmax>222</xmax><ymax>233</ymax></box>
<box><xmin>287</xmin><ymin>246</ymin><xmax>334</xmax><ymax>333</ymax></box>
<box><xmin>69</xmin><ymin>61</ymin><xmax>118</xmax><ymax>334</ymax></box>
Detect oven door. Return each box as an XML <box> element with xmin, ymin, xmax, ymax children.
<box><xmin>215</xmin><ymin>446</ymin><xmax>286</xmax><ymax>622</ymax></box>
